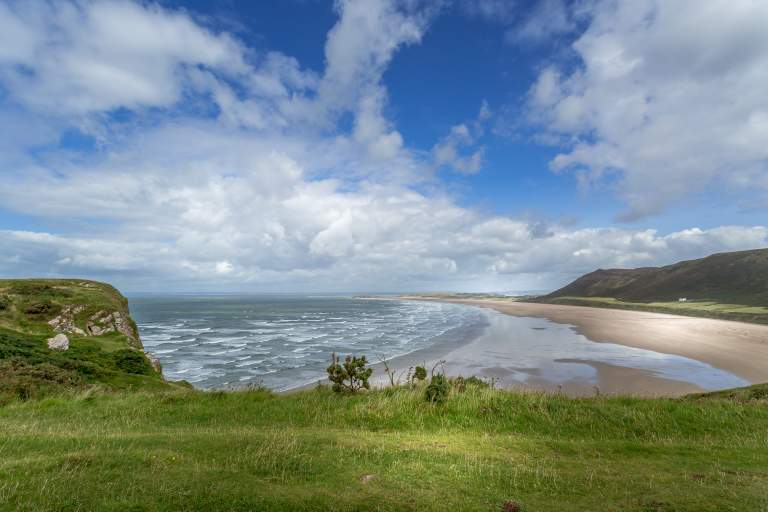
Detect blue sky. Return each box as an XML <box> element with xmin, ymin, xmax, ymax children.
<box><xmin>0</xmin><ymin>0</ymin><xmax>766</xmax><ymax>292</ymax></box>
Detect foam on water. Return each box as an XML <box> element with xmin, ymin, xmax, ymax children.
<box><xmin>131</xmin><ymin>295</ymin><xmax>485</xmax><ymax>390</ymax></box>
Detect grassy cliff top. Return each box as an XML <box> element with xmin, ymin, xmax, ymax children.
<box><xmin>0</xmin><ymin>382</ymin><xmax>767</xmax><ymax>511</ymax></box>
<box><xmin>0</xmin><ymin>278</ymin><xmax>179</xmax><ymax>400</ymax></box>
<box><xmin>0</xmin><ymin>278</ymin><xmax>138</xmax><ymax>340</ymax></box>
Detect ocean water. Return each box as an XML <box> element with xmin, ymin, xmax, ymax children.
<box><xmin>129</xmin><ymin>295</ymin><xmax>486</xmax><ymax>390</ymax></box>
<box><xmin>130</xmin><ymin>296</ymin><xmax>749</xmax><ymax>392</ymax></box>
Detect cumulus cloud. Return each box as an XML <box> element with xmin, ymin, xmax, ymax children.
<box><xmin>0</xmin><ymin>0</ymin><xmax>249</xmax><ymax>114</ymax></box>
<box><xmin>505</xmin><ymin>0</ymin><xmax>575</xmax><ymax>44</ymax></box>
<box><xmin>0</xmin><ymin>0</ymin><xmax>764</xmax><ymax>293</ymax></box>
<box><xmin>433</xmin><ymin>101</ymin><xmax>490</xmax><ymax>174</ymax></box>
<box><xmin>526</xmin><ymin>0</ymin><xmax>768</xmax><ymax>220</ymax></box>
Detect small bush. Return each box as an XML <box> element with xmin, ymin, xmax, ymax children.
<box><xmin>425</xmin><ymin>374</ymin><xmax>449</xmax><ymax>404</ymax></box>
<box><xmin>11</xmin><ymin>282</ymin><xmax>53</xmax><ymax>295</ymax></box>
<box><xmin>0</xmin><ymin>295</ymin><xmax>10</xmax><ymax>311</ymax></box>
<box><xmin>326</xmin><ymin>353</ymin><xmax>372</xmax><ymax>393</ymax></box>
<box><xmin>452</xmin><ymin>375</ymin><xmax>490</xmax><ymax>393</ymax></box>
<box><xmin>0</xmin><ymin>358</ymin><xmax>83</xmax><ymax>401</ymax></box>
<box><xmin>113</xmin><ymin>349</ymin><xmax>152</xmax><ymax>375</ymax></box>
<box><xmin>413</xmin><ymin>365</ymin><xmax>427</xmax><ymax>382</ymax></box>
<box><xmin>24</xmin><ymin>301</ymin><xmax>57</xmax><ymax>317</ymax></box>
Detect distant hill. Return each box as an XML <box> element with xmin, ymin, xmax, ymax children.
<box><xmin>545</xmin><ymin>248</ymin><xmax>768</xmax><ymax>306</ymax></box>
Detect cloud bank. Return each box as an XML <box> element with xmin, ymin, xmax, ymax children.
<box><xmin>0</xmin><ymin>0</ymin><xmax>765</xmax><ymax>292</ymax></box>
<box><xmin>527</xmin><ymin>0</ymin><xmax>768</xmax><ymax>220</ymax></box>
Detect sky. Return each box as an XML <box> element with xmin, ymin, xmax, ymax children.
<box><xmin>0</xmin><ymin>0</ymin><xmax>766</xmax><ymax>293</ymax></box>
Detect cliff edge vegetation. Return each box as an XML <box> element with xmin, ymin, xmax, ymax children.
<box><xmin>0</xmin><ymin>279</ymin><xmax>180</xmax><ymax>401</ymax></box>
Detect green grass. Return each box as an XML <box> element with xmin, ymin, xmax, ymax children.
<box><xmin>1</xmin><ymin>383</ymin><xmax>767</xmax><ymax>511</ymax></box>
<box><xmin>544</xmin><ymin>296</ymin><xmax>768</xmax><ymax>324</ymax></box>
<box><xmin>0</xmin><ymin>328</ymin><xmax>177</xmax><ymax>400</ymax></box>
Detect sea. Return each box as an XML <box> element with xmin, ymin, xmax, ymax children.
<box><xmin>129</xmin><ymin>295</ymin><xmax>486</xmax><ymax>390</ymax></box>
<box><xmin>129</xmin><ymin>295</ymin><xmax>749</xmax><ymax>392</ymax></box>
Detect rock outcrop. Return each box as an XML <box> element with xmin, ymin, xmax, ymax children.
<box><xmin>47</xmin><ymin>333</ymin><xmax>69</xmax><ymax>350</ymax></box>
<box><xmin>48</xmin><ymin>306</ymin><xmax>139</xmax><ymax>346</ymax></box>
<box><xmin>145</xmin><ymin>352</ymin><xmax>163</xmax><ymax>373</ymax></box>
<box><xmin>48</xmin><ymin>305</ymin><xmax>87</xmax><ymax>336</ymax></box>
<box><xmin>86</xmin><ymin>310</ymin><xmax>137</xmax><ymax>343</ymax></box>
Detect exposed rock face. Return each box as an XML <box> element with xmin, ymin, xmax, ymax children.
<box><xmin>48</xmin><ymin>305</ymin><xmax>87</xmax><ymax>336</ymax></box>
<box><xmin>48</xmin><ymin>305</ymin><xmax>138</xmax><ymax>346</ymax></box>
<box><xmin>145</xmin><ymin>352</ymin><xmax>163</xmax><ymax>373</ymax></box>
<box><xmin>86</xmin><ymin>310</ymin><xmax>138</xmax><ymax>345</ymax></box>
<box><xmin>47</xmin><ymin>333</ymin><xmax>69</xmax><ymax>350</ymax></box>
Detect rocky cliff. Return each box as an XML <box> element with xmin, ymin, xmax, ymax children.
<box><xmin>0</xmin><ymin>279</ymin><xmax>170</xmax><ymax>399</ymax></box>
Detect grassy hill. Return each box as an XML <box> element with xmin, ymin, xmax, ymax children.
<box><xmin>540</xmin><ymin>249</ymin><xmax>768</xmax><ymax>323</ymax></box>
<box><xmin>0</xmin><ymin>279</ymin><xmax>180</xmax><ymax>401</ymax></box>
<box><xmin>545</xmin><ymin>248</ymin><xmax>768</xmax><ymax>305</ymax></box>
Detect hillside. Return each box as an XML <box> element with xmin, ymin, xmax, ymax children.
<box><xmin>545</xmin><ymin>248</ymin><xmax>768</xmax><ymax>305</ymax></box>
<box><xmin>0</xmin><ymin>279</ymin><xmax>178</xmax><ymax>400</ymax></box>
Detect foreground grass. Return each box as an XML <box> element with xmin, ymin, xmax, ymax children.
<box><xmin>1</xmin><ymin>384</ymin><xmax>767</xmax><ymax>511</ymax></box>
<box><xmin>544</xmin><ymin>296</ymin><xmax>768</xmax><ymax>324</ymax></box>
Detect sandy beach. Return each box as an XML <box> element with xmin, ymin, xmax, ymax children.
<box><xmin>367</xmin><ymin>297</ymin><xmax>768</xmax><ymax>396</ymax></box>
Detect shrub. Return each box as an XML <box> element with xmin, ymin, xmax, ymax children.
<box><xmin>24</xmin><ymin>301</ymin><xmax>57</xmax><ymax>317</ymax></box>
<box><xmin>326</xmin><ymin>353</ymin><xmax>372</xmax><ymax>393</ymax></box>
<box><xmin>413</xmin><ymin>365</ymin><xmax>427</xmax><ymax>382</ymax></box>
<box><xmin>452</xmin><ymin>375</ymin><xmax>490</xmax><ymax>392</ymax></box>
<box><xmin>113</xmin><ymin>349</ymin><xmax>152</xmax><ymax>375</ymax></box>
<box><xmin>0</xmin><ymin>295</ymin><xmax>10</xmax><ymax>311</ymax></box>
<box><xmin>425</xmin><ymin>374</ymin><xmax>449</xmax><ymax>404</ymax></box>
<box><xmin>0</xmin><ymin>358</ymin><xmax>83</xmax><ymax>400</ymax></box>
<box><xmin>11</xmin><ymin>282</ymin><xmax>53</xmax><ymax>295</ymax></box>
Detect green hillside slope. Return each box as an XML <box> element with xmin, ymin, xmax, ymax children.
<box><xmin>546</xmin><ymin>248</ymin><xmax>768</xmax><ymax>305</ymax></box>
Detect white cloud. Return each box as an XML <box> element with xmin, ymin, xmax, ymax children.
<box><xmin>459</xmin><ymin>0</ymin><xmax>517</xmax><ymax>23</ymax></box>
<box><xmin>506</xmin><ymin>0</ymin><xmax>574</xmax><ymax>44</ymax></box>
<box><xmin>433</xmin><ymin>102</ymin><xmax>489</xmax><ymax>174</ymax></box>
<box><xmin>0</xmin><ymin>0</ymin><xmax>764</xmax><ymax>293</ymax></box>
<box><xmin>527</xmin><ymin>0</ymin><xmax>768</xmax><ymax>220</ymax></box>
<box><xmin>0</xmin><ymin>0</ymin><xmax>249</xmax><ymax>114</ymax></box>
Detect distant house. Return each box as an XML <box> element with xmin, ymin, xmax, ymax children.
<box><xmin>678</xmin><ymin>298</ymin><xmax>688</xmax><ymax>302</ymax></box>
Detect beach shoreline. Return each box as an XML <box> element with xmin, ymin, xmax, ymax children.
<box><xmin>400</xmin><ymin>297</ymin><xmax>768</xmax><ymax>386</ymax></box>
<box><xmin>288</xmin><ymin>296</ymin><xmax>768</xmax><ymax>396</ymax></box>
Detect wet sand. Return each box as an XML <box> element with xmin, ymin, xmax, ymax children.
<box><xmin>397</xmin><ymin>297</ymin><xmax>768</xmax><ymax>391</ymax></box>
<box><xmin>364</xmin><ymin>301</ymin><xmax>720</xmax><ymax>396</ymax></box>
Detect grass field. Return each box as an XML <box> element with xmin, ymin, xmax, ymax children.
<box><xmin>1</xmin><ymin>383</ymin><xmax>767</xmax><ymax>511</ymax></box>
<box><xmin>543</xmin><ymin>296</ymin><xmax>768</xmax><ymax>324</ymax></box>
